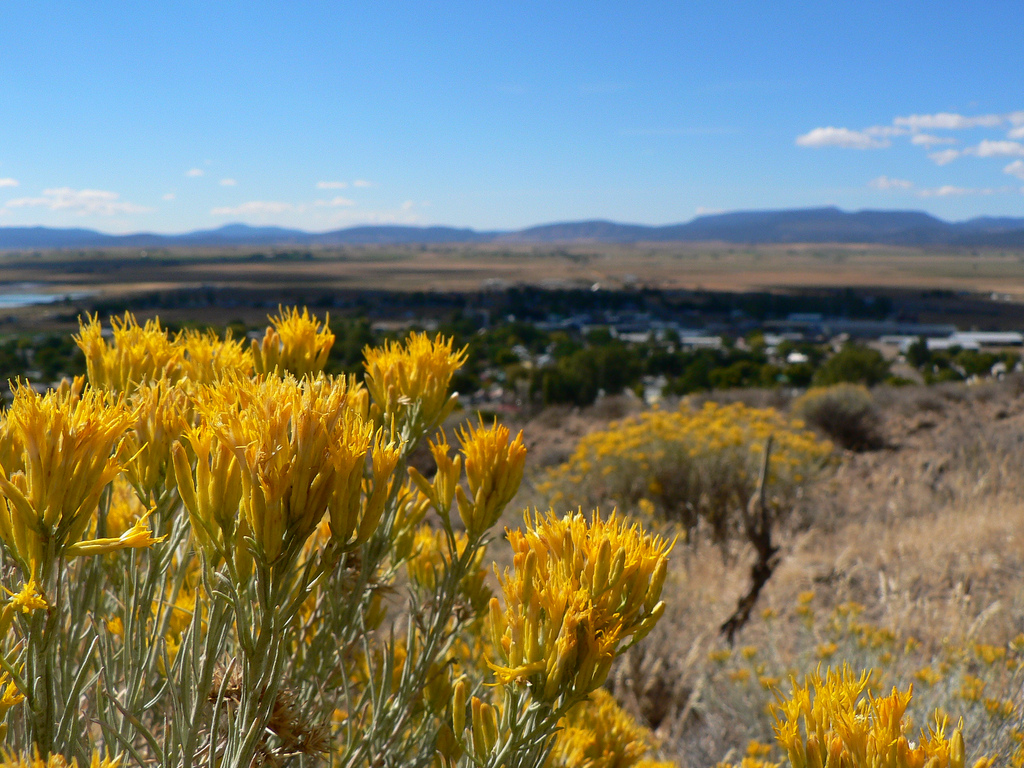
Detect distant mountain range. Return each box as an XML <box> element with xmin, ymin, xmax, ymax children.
<box><xmin>5</xmin><ymin>207</ymin><xmax>1024</xmax><ymax>250</ymax></box>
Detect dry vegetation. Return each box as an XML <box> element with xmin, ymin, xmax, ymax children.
<box><xmin>8</xmin><ymin>243</ymin><xmax>1024</xmax><ymax>327</ymax></box>
<box><xmin>498</xmin><ymin>377</ymin><xmax>1024</xmax><ymax>766</ymax></box>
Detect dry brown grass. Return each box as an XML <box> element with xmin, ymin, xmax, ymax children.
<box><xmin>509</xmin><ymin>378</ymin><xmax>1024</xmax><ymax>766</ymax></box>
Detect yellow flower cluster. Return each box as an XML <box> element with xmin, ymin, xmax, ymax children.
<box><xmin>75</xmin><ymin>314</ymin><xmax>253</xmax><ymax>393</ymax></box>
<box><xmin>773</xmin><ymin>665</ymin><xmax>992</xmax><ymax>768</ymax></box>
<box><xmin>75</xmin><ymin>314</ymin><xmax>182</xmax><ymax>393</ymax></box>
<box><xmin>252</xmin><ymin>306</ymin><xmax>335</xmax><ymax>377</ymax></box>
<box><xmin>178</xmin><ymin>373</ymin><xmax>388</xmax><ymax>568</ymax></box>
<box><xmin>0</xmin><ymin>385</ymin><xmax>160</xmax><ymax>577</ymax></box>
<box><xmin>538</xmin><ymin>401</ymin><xmax>831</xmax><ymax>540</ymax></box>
<box><xmin>490</xmin><ymin>510</ymin><xmax>672</xmax><ymax>701</ymax></box>
<box><xmin>548</xmin><ymin>688</ymin><xmax>670</xmax><ymax>768</ymax></box>
<box><xmin>455</xmin><ymin>420</ymin><xmax>527</xmax><ymax>539</ymax></box>
<box><xmin>363</xmin><ymin>332</ymin><xmax>467</xmax><ymax>435</ymax></box>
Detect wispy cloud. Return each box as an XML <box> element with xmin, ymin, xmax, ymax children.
<box><xmin>916</xmin><ymin>185</ymin><xmax>1000</xmax><ymax>197</ymax></box>
<box><xmin>869</xmin><ymin>176</ymin><xmax>914</xmax><ymax>190</ymax></box>
<box><xmin>186</xmin><ymin>168</ymin><xmax>205</xmax><ymax>177</ymax></box>
<box><xmin>211</xmin><ymin>201</ymin><xmax>294</xmax><ymax>216</ymax></box>
<box><xmin>929</xmin><ymin>148</ymin><xmax>961</xmax><ymax>165</ymax></box>
<box><xmin>911</xmin><ymin>133</ymin><xmax>956</xmax><ymax>147</ymax></box>
<box><xmin>219</xmin><ymin>178</ymin><xmax>237</xmax><ymax>186</ymax></box>
<box><xmin>5</xmin><ymin>187</ymin><xmax>152</xmax><ymax>215</ymax></box>
<box><xmin>894</xmin><ymin>112</ymin><xmax>1004</xmax><ymax>130</ymax></box>
<box><xmin>968</xmin><ymin>139</ymin><xmax>1024</xmax><ymax>158</ymax></box>
<box><xmin>316</xmin><ymin>181</ymin><xmax>348</xmax><ymax>189</ymax></box>
<box><xmin>313</xmin><ymin>196</ymin><xmax>355</xmax><ymax>207</ymax></box>
<box><xmin>1004</xmin><ymin>160</ymin><xmax>1024</xmax><ymax>180</ymax></box>
<box><xmin>795</xmin><ymin>127</ymin><xmax>890</xmax><ymax>149</ymax></box>
<box><xmin>352</xmin><ymin>179</ymin><xmax>372</xmax><ymax>188</ymax></box>
<box><xmin>0</xmin><ymin>178</ymin><xmax>18</xmax><ymax>188</ymax></box>
<box><xmin>162</xmin><ymin>193</ymin><xmax>176</xmax><ymax>201</ymax></box>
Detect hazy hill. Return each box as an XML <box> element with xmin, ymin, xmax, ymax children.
<box><xmin>4</xmin><ymin>208</ymin><xmax>1024</xmax><ymax>250</ymax></box>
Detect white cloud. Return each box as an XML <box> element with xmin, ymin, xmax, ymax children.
<box><xmin>1008</xmin><ymin>126</ymin><xmax>1024</xmax><ymax>139</ymax></box>
<box><xmin>352</xmin><ymin>179</ymin><xmax>372</xmax><ymax>187</ymax></box>
<box><xmin>869</xmin><ymin>176</ymin><xmax>914</xmax><ymax>190</ymax></box>
<box><xmin>917</xmin><ymin>185</ymin><xmax>998</xmax><ymax>197</ymax></box>
<box><xmin>313</xmin><ymin>196</ymin><xmax>355</xmax><ymax>207</ymax></box>
<box><xmin>186</xmin><ymin>168</ymin><xmax>205</xmax><ymax>177</ymax></box>
<box><xmin>219</xmin><ymin>178</ymin><xmax>237</xmax><ymax>186</ymax></box>
<box><xmin>162</xmin><ymin>193</ymin><xmax>176</xmax><ymax>201</ymax></box>
<box><xmin>401</xmin><ymin>200</ymin><xmax>415</xmax><ymax>211</ymax></box>
<box><xmin>211</xmin><ymin>201</ymin><xmax>294</xmax><ymax>216</ymax></box>
<box><xmin>929</xmin><ymin>149</ymin><xmax>961</xmax><ymax>165</ymax></box>
<box><xmin>1004</xmin><ymin>160</ymin><xmax>1024</xmax><ymax>180</ymax></box>
<box><xmin>894</xmin><ymin>112</ymin><xmax>1003</xmax><ymax>130</ymax></box>
<box><xmin>5</xmin><ymin>187</ymin><xmax>152</xmax><ymax>215</ymax></box>
<box><xmin>968</xmin><ymin>139</ymin><xmax>1024</xmax><ymax>158</ymax></box>
<box><xmin>911</xmin><ymin>133</ymin><xmax>956</xmax><ymax>147</ymax></box>
<box><xmin>0</xmin><ymin>178</ymin><xmax>18</xmax><ymax>188</ymax></box>
<box><xmin>316</xmin><ymin>181</ymin><xmax>348</xmax><ymax>189</ymax></box>
<box><xmin>795</xmin><ymin>127</ymin><xmax>889</xmax><ymax>149</ymax></box>
<box><xmin>695</xmin><ymin>206</ymin><xmax>724</xmax><ymax>216</ymax></box>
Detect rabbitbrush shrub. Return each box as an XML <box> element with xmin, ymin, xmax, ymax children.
<box><xmin>0</xmin><ymin>309</ymin><xmax>676</xmax><ymax>768</ymax></box>
<box><xmin>537</xmin><ymin>400</ymin><xmax>832</xmax><ymax>545</ymax></box>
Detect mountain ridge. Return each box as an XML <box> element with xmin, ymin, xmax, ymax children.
<box><xmin>4</xmin><ymin>208</ymin><xmax>1024</xmax><ymax>250</ymax></box>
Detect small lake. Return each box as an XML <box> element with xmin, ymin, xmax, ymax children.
<box><xmin>0</xmin><ymin>284</ymin><xmax>93</xmax><ymax>308</ymax></box>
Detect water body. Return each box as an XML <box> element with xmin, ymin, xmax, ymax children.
<box><xmin>0</xmin><ymin>284</ymin><xmax>92</xmax><ymax>308</ymax></box>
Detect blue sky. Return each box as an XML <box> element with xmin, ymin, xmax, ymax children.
<box><xmin>2</xmin><ymin>1</ymin><xmax>1023</xmax><ymax>233</ymax></box>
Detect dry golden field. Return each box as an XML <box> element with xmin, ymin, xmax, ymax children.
<box><xmin>7</xmin><ymin>242</ymin><xmax>1024</xmax><ymax>299</ymax></box>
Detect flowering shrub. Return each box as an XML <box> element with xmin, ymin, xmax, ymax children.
<box><xmin>538</xmin><ymin>401</ymin><xmax>832</xmax><ymax>544</ymax></box>
<box><xmin>0</xmin><ymin>309</ymin><xmax>672</xmax><ymax>768</ymax></box>
<box><xmin>705</xmin><ymin>598</ymin><xmax>1017</xmax><ymax>768</ymax></box>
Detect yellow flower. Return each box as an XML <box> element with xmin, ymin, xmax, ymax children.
<box><xmin>974</xmin><ymin>643</ymin><xmax>1006</xmax><ymax>665</ymax></box>
<box><xmin>548</xmin><ymin>688</ymin><xmax>658</xmax><ymax>768</ymax></box>
<box><xmin>490</xmin><ymin>509</ymin><xmax>672</xmax><ymax>702</ymax></box>
<box><xmin>959</xmin><ymin>675</ymin><xmax>985</xmax><ymax>702</ymax></box>
<box><xmin>362</xmin><ymin>332</ymin><xmax>466</xmax><ymax>436</ymax></box>
<box><xmin>454</xmin><ymin>419</ymin><xmax>527</xmax><ymax>539</ymax></box>
<box><xmin>407</xmin><ymin>434</ymin><xmax>462</xmax><ymax>517</ymax></box>
<box><xmin>192</xmin><ymin>373</ymin><xmax>378</xmax><ymax>566</ymax></box>
<box><xmin>75</xmin><ymin>312</ymin><xmax>182</xmax><ymax>392</ymax></box>
<box><xmin>816</xmin><ymin>642</ymin><xmax>838</xmax><ymax>660</ymax></box>
<box><xmin>0</xmin><ymin>578</ymin><xmax>47</xmax><ymax>636</ymax></box>
<box><xmin>252</xmin><ymin>306</ymin><xmax>334</xmax><ymax>377</ymax></box>
<box><xmin>179</xmin><ymin>327</ymin><xmax>253</xmax><ymax>383</ymax></box>
<box><xmin>771</xmin><ymin>664</ymin><xmax>985</xmax><ymax>768</ymax></box>
<box><xmin>172</xmin><ymin>423</ymin><xmax>244</xmax><ymax>564</ymax></box>
<box><xmin>121</xmin><ymin>379</ymin><xmax>191</xmax><ymax>499</ymax></box>
<box><xmin>914</xmin><ymin>666</ymin><xmax>943</xmax><ymax>687</ymax></box>
<box><xmin>0</xmin><ymin>385</ymin><xmax>136</xmax><ymax>577</ymax></box>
